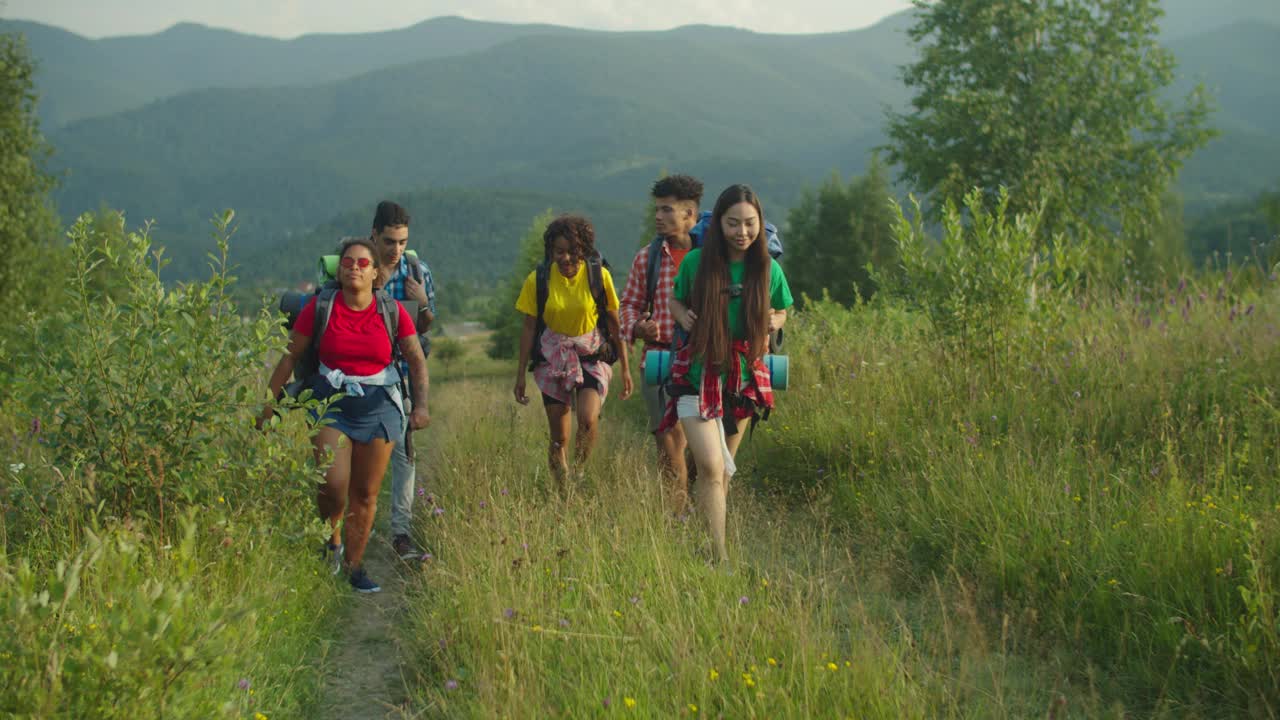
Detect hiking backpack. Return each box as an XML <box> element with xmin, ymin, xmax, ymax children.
<box><xmin>528</xmin><ymin>252</ymin><xmax>618</xmax><ymax>370</ymax></box>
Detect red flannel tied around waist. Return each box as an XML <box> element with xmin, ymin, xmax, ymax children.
<box><xmin>658</xmin><ymin>339</ymin><xmax>774</xmax><ymax>434</ymax></box>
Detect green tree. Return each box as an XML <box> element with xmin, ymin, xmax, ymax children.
<box><xmin>0</xmin><ymin>32</ymin><xmax>59</xmax><ymax>311</ymax></box>
<box><xmin>884</xmin><ymin>0</ymin><xmax>1214</xmax><ymax>268</ymax></box>
<box><xmin>432</xmin><ymin>336</ymin><xmax>465</xmax><ymax>372</ymax></box>
<box><xmin>785</xmin><ymin>157</ymin><xmax>897</xmax><ymax>306</ymax></box>
<box><xmin>486</xmin><ymin>210</ymin><xmax>554</xmax><ymax>359</ymax></box>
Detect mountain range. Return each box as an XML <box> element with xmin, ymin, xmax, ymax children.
<box><xmin>3</xmin><ymin>1</ymin><xmax>1277</xmax><ymax>286</ymax></box>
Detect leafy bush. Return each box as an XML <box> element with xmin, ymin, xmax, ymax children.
<box><xmin>0</xmin><ymin>210</ymin><xmax>340</xmax><ymax>717</ymax></box>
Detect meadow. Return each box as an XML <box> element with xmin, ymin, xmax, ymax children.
<box><xmin>2</xmin><ymin>213</ymin><xmax>1277</xmax><ymax>718</ymax></box>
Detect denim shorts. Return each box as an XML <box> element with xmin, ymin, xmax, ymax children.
<box><xmin>306</xmin><ymin>375</ymin><xmax>403</xmax><ymax>443</ymax></box>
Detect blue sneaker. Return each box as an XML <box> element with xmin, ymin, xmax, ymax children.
<box><xmin>348</xmin><ymin>567</ymin><xmax>381</xmax><ymax>594</ymax></box>
<box><xmin>321</xmin><ymin>542</ymin><xmax>344</xmax><ymax>576</ymax></box>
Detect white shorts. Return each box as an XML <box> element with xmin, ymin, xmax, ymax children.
<box><xmin>676</xmin><ymin>395</ymin><xmax>737</xmax><ymax>477</ymax></box>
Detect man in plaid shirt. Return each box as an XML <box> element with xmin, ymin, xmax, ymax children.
<box><xmin>369</xmin><ymin>201</ymin><xmax>436</xmax><ymax>561</ymax></box>
<box><xmin>618</xmin><ymin>174</ymin><xmax>703</xmax><ymax>511</ymax></box>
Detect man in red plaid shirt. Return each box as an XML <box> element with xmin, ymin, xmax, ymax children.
<box><xmin>618</xmin><ymin>174</ymin><xmax>704</xmax><ymax>511</ymax></box>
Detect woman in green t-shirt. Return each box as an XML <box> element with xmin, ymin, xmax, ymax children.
<box><xmin>666</xmin><ymin>184</ymin><xmax>794</xmax><ymax>562</ymax></box>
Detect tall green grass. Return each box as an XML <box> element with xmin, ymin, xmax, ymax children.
<box><xmin>396</xmin><ymin>375</ymin><xmax>1117</xmax><ymax>718</ymax></box>
<box><xmin>758</xmin><ymin>277</ymin><xmax>1280</xmax><ymax>713</ymax></box>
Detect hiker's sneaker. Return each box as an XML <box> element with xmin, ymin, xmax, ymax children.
<box><xmin>321</xmin><ymin>542</ymin><xmax>344</xmax><ymax>576</ymax></box>
<box><xmin>392</xmin><ymin>534</ymin><xmax>418</xmax><ymax>561</ymax></box>
<box><xmin>348</xmin><ymin>567</ymin><xmax>381</xmax><ymax>594</ymax></box>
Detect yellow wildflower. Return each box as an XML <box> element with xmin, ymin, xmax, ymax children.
<box><xmin>767</xmin><ymin>657</ymin><xmax>778</xmax><ymax>667</ymax></box>
<box><xmin>689</xmin><ymin>704</ymin><xmax>699</xmax><ymax>714</ymax></box>
<box><xmin>709</xmin><ymin>668</ymin><xmax>719</xmax><ymax>681</ymax></box>
<box><xmin>827</xmin><ymin>662</ymin><xmax>838</xmax><ymax>671</ymax></box>
<box><xmin>624</xmin><ymin>697</ymin><xmax>636</xmax><ymax>709</ymax></box>
<box><xmin>218</xmin><ymin>496</ymin><xmax>225</xmax><ymax>503</ymax></box>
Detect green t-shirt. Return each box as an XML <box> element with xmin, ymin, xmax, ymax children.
<box><xmin>671</xmin><ymin>248</ymin><xmax>794</xmax><ymax>387</ymax></box>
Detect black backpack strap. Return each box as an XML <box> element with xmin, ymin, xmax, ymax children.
<box><xmin>644</xmin><ymin>237</ymin><xmax>664</xmax><ymax>315</ymax></box>
<box><xmin>313</xmin><ymin>286</ymin><xmax>339</xmax><ymax>349</ymax></box>
<box><xmin>535</xmin><ymin>261</ymin><xmax>550</xmax><ymax>324</ymax></box>
<box><xmin>374</xmin><ymin>289</ymin><xmax>401</xmax><ymax>359</ymax></box>
<box><xmin>529</xmin><ymin>261</ymin><xmax>551</xmax><ymax>369</ymax></box>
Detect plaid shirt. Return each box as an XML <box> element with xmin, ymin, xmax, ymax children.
<box><xmin>618</xmin><ymin>239</ymin><xmax>681</xmax><ymax>356</ymax></box>
<box><xmin>657</xmin><ymin>339</ymin><xmax>774</xmax><ymax>434</ymax></box>
<box><xmin>381</xmin><ymin>254</ymin><xmax>436</xmax><ymax>375</ymax></box>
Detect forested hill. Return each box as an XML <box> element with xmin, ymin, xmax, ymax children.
<box><xmin>0</xmin><ymin>16</ymin><xmax>594</xmax><ymax>129</ymax></box>
<box><xmin>43</xmin><ymin>19</ymin><xmax>911</xmax><ymax>282</ymax></box>
<box><xmin>10</xmin><ymin>2</ymin><xmax>1280</xmax><ymax>286</ymax></box>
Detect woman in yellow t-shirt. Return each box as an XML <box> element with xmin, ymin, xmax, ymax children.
<box><xmin>514</xmin><ymin>215</ymin><xmax>632</xmax><ymax>486</ymax></box>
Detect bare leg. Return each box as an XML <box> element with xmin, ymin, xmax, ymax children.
<box><xmin>721</xmin><ymin>415</ymin><xmax>752</xmax><ymax>496</ymax></box>
<box><xmin>656</xmin><ymin>423</ymin><xmax>689</xmax><ymax>512</ymax></box>
<box><xmin>313</xmin><ymin>426</ymin><xmax>352</xmax><ymax>546</ymax></box>
<box><xmin>681</xmin><ymin>416</ymin><xmax>729</xmax><ymax>563</ymax></box>
<box><xmin>574</xmin><ymin>388</ymin><xmax>602</xmax><ymax>466</ymax></box>
<box><xmin>343</xmin><ymin>437</ymin><xmax>396</xmax><ymax>570</ymax></box>
<box><xmin>544</xmin><ymin>402</ymin><xmax>572</xmax><ymax>490</ymax></box>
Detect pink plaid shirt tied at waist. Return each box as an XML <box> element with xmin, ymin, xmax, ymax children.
<box><xmin>532</xmin><ymin>327</ymin><xmax>614</xmax><ymax>406</ymax></box>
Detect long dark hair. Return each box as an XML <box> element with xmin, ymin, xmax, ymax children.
<box><xmin>689</xmin><ymin>184</ymin><xmax>771</xmax><ymax>371</ymax></box>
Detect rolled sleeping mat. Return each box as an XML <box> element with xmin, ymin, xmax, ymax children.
<box><xmin>643</xmin><ymin>350</ymin><xmax>789</xmax><ymax>390</ymax></box>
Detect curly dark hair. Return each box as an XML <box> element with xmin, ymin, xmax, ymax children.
<box><xmin>542</xmin><ymin>214</ymin><xmax>596</xmax><ymax>261</ymax></box>
<box><xmin>651</xmin><ymin>174</ymin><xmax>704</xmax><ymax>204</ymax></box>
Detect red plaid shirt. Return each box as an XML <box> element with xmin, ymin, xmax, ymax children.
<box><xmin>618</xmin><ymin>240</ymin><xmax>682</xmax><ymax>360</ymax></box>
<box><xmin>657</xmin><ymin>339</ymin><xmax>775</xmax><ymax>434</ymax></box>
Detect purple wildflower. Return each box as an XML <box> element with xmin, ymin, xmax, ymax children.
<box><xmin>445</xmin><ymin>679</ymin><xmax>459</xmax><ymax>691</ymax></box>
<box><xmin>238</xmin><ymin>678</ymin><xmax>251</xmax><ymax>690</ymax></box>
<box><xmin>504</xmin><ymin>608</ymin><xmax>516</xmax><ymax>619</ymax></box>
<box><xmin>559</xmin><ymin>618</ymin><xmax>570</xmax><ymax>628</ymax></box>
<box><xmin>416</xmin><ymin>487</ymin><xmax>425</xmax><ymax>497</ymax></box>
<box><xmin>1246</xmin><ymin>304</ymin><xmax>1255</xmax><ymax>316</ymax></box>
<box><xmin>501</xmin><ymin>488</ymin><xmax>509</xmax><ymax>495</ymax></box>
<box><xmin>603</xmin><ymin>697</ymin><xmax>611</xmax><ymax>709</ymax></box>
<box><xmin>739</xmin><ymin>596</ymin><xmax>749</xmax><ymax>605</ymax></box>
<box><xmin>29</xmin><ymin>418</ymin><xmax>41</xmax><ymax>435</ymax></box>
<box><xmin>630</xmin><ymin>596</ymin><xmax>640</xmax><ymax>605</ymax></box>
<box><xmin>421</xmin><ymin>552</ymin><xmax>433</xmax><ymax>562</ymax></box>
<box><xmin>434</xmin><ymin>507</ymin><xmax>445</xmax><ymax>516</ymax></box>
<box><xmin>479</xmin><ymin>501</ymin><xmax>487</xmax><ymax>509</ymax></box>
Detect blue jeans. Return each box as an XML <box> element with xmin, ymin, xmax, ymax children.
<box><xmin>389</xmin><ymin>431</ymin><xmax>417</xmax><ymax>537</ymax></box>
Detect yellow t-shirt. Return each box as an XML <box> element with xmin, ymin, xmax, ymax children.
<box><xmin>515</xmin><ymin>263</ymin><xmax>620</xmax><ymax>337</ymax></box>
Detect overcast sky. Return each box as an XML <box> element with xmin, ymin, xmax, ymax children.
<box><xmin>2</xmin><ymin>0</ymin><xmax>914</xmax><ymax>38</ymax></box>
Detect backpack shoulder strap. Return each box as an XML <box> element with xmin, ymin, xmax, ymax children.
<box><xmin>644</xmin><ymin>237</ymin><xmax>664</xmax><ymax>314</ymax></box>
<box><xmin>587</xmin><ymin>254</ymin><xmax>607</xmax><ymax>309</ymax></box>
<box><xmin>374</xmin><ymin>288</ymin><xmax>402</xmax><ymax>361</ymax></box>
<box><xmin>535</xmin><ymin>261</ymin><xmax>551</xmax><ymax>323</ymax></box>
<box><xmin>406</xmin><ymin>250</ymin><xmax>424</xmax><ymax>285</ymax></box>
<box><xmin>313</xmin><ymin>285</ymin><xmax>339</xmax><ymax>348</ymax></box>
